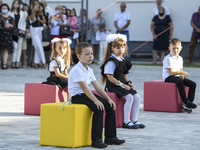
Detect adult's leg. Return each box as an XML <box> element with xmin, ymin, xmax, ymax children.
<box><xmin>187</xmin><ymin>36</ymin><xmax>198</xmax><ymax>62</ymax></box>
<box><xmin>183</xmin><ymin>78</ymin><xmax>196</xmax><ymax>102</ymax></box>
<box><xmin>1</xmin><ymin>49</ymin><xmax>8</xmax><ymax>68</ymax></box>
<box><xmin>16</xmin><ymin>37</ymin><xmax>23</xmax><ymax>67</ymax></box>
<box><xmin>165</xmin><ymin>76</ymin><xmax>187</xmax><ymax>104</ymax></box>
<box><xmin>152</xmin><ymin>50</ymin><xmax>158</xmax><ymax>64</ymax></box>
<box><xmin>160</xmin><ymin>50</ymin><xmax>166</xmax><ymax>64</ymax></box>
<box><xmin>12</xmin><ymin>41</ymin><xmax>17</xmax><ymax>67</ymax></box>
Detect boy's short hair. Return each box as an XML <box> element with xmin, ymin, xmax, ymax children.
<box><xmin>99</xmin><ymin>23</ymin><xmax>105</xmax><ymax>30</ymax></box>
<box><xmin>75</xmin><ymin>42</ymin><xmax>92</xmax><ymax>55</ymax></box>
<box><xmin>170</xmin><ymin>38</ymin><xmax>181</xmax><ymax>45</ymax></box>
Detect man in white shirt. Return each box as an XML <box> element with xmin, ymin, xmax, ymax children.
<box><xmin>114</xmin><ymin>2</ymin><xmax>131</xmax><ymax>52</ymax></box>
<box><xmin>152</xmin><ymin>0</ymin><xmax>170</xmax><ymax>16</ymax></box>
<box><xmin>40</xmin><ymin>0</ymin><xmax>55</xmax><ymax>17</ymax></box>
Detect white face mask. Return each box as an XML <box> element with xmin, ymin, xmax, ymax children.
<box><xmin>20</xmin><ymin>5</ymin><xmax>23</xmax><ymax>9</ymax></box>
<box><xmin>56</xmin><ymin>10</ymin><xmax>60</xmax><ymax>15</ymax></box>
<box><xmin>1</xmin><ymin>9</ymin><xmax>8</xmax><ymax>14</ymax></box>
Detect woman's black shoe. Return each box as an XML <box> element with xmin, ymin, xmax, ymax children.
<box><xmin>92</xmin><ymin>139</ymin><xmax>107</xmax><ymax>148</ymax></box>
<box><xmin>2</xmin><ymin>66</ymin><xmax>8</xmax><ymax>70</ymax></box>
<box><xmin>104</xmin><ymin>137</ymin><xmax>125</xmax><ymax>145</ymax></box>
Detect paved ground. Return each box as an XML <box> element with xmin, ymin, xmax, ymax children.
<box><xmin>0</xmin><ymin>63</ymin><xmax>200</xmax><ymax>150</ymax></box>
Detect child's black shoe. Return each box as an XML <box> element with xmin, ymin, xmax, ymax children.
<box><xmin>123</xmin><ymin>122</ymin><xmax>139</xmax><ymax>129</ymax></box>
<box><xmin>92</xmin><ymin>139</ymin><xmax>107</xmax><ymax>148</ymax></box>
<box><xmin>104</xmin><ymin>137</ymin><xmax>125</xmax><ymax>145</ymax></box>
<box><xmin>182</xmin><ymin>105</ymin><xmax>192</xmax><ymax>113</ymax></box>
<box><xmin>186</xmin><ymin>101</ymin><xmax>197</xmax><ymax>109</ymax></box>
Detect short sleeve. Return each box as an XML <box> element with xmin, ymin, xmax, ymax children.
<box><xmin>49</xmin><ymin>60</ymin><xmax>59</xmax><ymax>71</ymax></box>
<box><xmin>114</xmin><ymin>12</ymin><xmax>117</xmax><ymax>21</ymax></box>
<box><xmin>72</xmin><ymin>68</ymin><xmax>84</xmax><ymax>83</ymax></box>
<box><xmin>163</xmin><ymin>57</ymin><xmax>171</xmax><ymax>69</ymax></box>
<box><xmin>127</xmin><ymin>12</ymin><xmax>131</xmax><ymax>20</ymax></box>
<box><xmin>167</xmin><ymin>15</ymin><xmax>172</xmax><ymax>23</ymax></box>
<box><xmin>104</xmin><ymin>60</ymin><xmax>116</xmax><ymax>75</ymax></box>
<box><xmin>152</xmin><ymin>16</ymin><xmax>156</xmax><ymax>22</ymax></box>
<box><xmin>90</xmin><ymin>68</ymin><xmax>96</xmax><ymax>81</ymax></box>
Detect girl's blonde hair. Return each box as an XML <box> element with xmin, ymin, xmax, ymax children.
<box><xmin>51</xmin><ymin>40</ymin><xmax>71</xmax><ymax>70</ymax></box>
<box><xmin>101</xmin><ymin>37</ymin><xmax>127</xmax><ymax>84</ymax></box>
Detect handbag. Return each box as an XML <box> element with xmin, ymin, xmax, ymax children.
<box><xmin>59</xmin><ymin>25</ymin><xmax>71</xmax><ymax>36</ymax></box>
<box><xmin>25</xmin><ymin>28</ymin><xmax>31</xmax><ymax>39</ymax></box>
<box><xmin>13</xmin><ymin>29</ymin><xmax>26</xmax><ymax>38</ymax></box>
<box><xmin>42</xmin><ymin>29</ymin><xmax>51</xmax><ymax>42</ymax></box>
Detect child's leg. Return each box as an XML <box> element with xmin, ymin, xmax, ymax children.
<box><xmin>122</xmin><ymin>94</ymin><xmax>134</xmax><ymax>124</ymax></box>
<box><xmin>165</xmin><ymin>76</ymin><xmax>188</xmax><ymax>104</ymax></box>
<box><xmin>183</xmin><ymin>78</ymin><xmax>196</xmax><ymax>102</ymax></box>
<box><xmin>131</xmin><ymin>93</ymin><xmax>141</xmax><ymax>123</ymax></box>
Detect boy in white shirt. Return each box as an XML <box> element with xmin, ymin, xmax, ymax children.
<box><xmin>68</xmin><ymin>42</ymin><xmax>125</xmax><ymax>148</ymax></box>
<box><xmin>163</xmin><ymin>38</ymin><xmax>197</xmax><ymax>113</ymax></box>
<box><xmin>95</xmin><ymin>23</ymin><xmax>111</xmax><ymax>64</ymax></box>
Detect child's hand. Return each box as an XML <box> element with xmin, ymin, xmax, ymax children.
<box><xmin>128</xmin><ymin>82</ymin><xmax>133</xmax><ymax>89</ymax></box>
<box><xmin>123</xmin><ymin>84</ymin><xmax>131</xmax><ymax>90</ymax></box>
<box><xmin>94</xmin><ymin>100</ymin><xmax>105</xmax><ymax>111</ymax></box>
<box><xmin>180</xmin><ymin>71</ymin><xmax>189</xmax><ymax>77</ymax></box>
<box><xmin>107</xmin><ymin>99</ymin><xmax>116</xmax><ymax>110</ymax></box>
<box><xmin>179</xmin><ymin>75</ymin><xmax>184</xmax><ymax>80</ymax></box>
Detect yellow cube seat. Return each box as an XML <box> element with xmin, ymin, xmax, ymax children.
<box><xmin>40</xmin><ymin>102</ymin><xmax>93</xmax><ymax>148</ymax></box>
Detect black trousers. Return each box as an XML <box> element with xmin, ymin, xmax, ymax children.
<box><xmin>165</xmin><ymin>76</ymin><xmax>196</xmax><ymax>104</ymax></box>
<box><xmin>72</xmin><ymin>93</ymin><xmax>116</xmax><ymax>141</ymax></box>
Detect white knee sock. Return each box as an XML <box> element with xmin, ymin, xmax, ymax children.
<box><xmin>123</xmin><ymin>94</ymin><xmax>134</xmax><ymax>125</ymax></box>
<box><xmin>131</xmin><ymin>93</ymin><xmax>141</xmax><ymax>123</ymax></box>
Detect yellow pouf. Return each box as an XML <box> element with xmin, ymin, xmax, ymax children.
<box><xmin>40</xmin><ymin>102</ymin><xmax>93</xmax><ymax>148</ymax></box>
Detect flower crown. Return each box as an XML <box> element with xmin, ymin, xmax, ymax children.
<box><xmin>51</xmin><ymin>37</ymin><xmax>72</xmax><ymax>45</ymax></box>
<box><xmin>106</xmin><ymin>34</ymin><xmax>127</xmax><ymax>43</ymax></box>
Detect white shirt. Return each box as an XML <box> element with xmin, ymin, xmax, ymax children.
<box><xmin>68</xmin><ymin>61</ymin><xmax>96</xmax><ymax>97</ymax></box>
<box><xmin>50</xmin><ymin>14</ymin><xmax>67</xmax><ymax>35</ymax></box>
<box><xmin>104</xmin><ymin>53</ymin><xmax>124</xmax><ymax>75</ymax></box>
<box><xmin>162</xmin><ymin>52</ymin><xmax>183</xmax><ymax>81</ymax></box>
<box><xmin>49</xmin><ymin>55</ymin><xmax>66</xmax><ymax>72</ymax></box>
<box><xmin>96</xmin><ymin>30</ymin><xmax>111</xmax><ymax>41</ymax></box>
<box><xmin>45</xmin><ymin>6</ymin><xmax>55</xmax><ymax>18</ymax></box>
<box><xmin>152</xmin><ymin>5</ymin><xmax>170</xmax><ymax>16</ymax></box>
<box><xmin>114</xmin><ymin>10</ymin><xmax>131</xmax><ymax>31</ymax></box>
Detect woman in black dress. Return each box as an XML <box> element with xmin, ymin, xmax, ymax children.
<box><xmin>150</xmin><ymin>6</ymin><xmax>173</xmax><ymax>64</ymax></box>
<box><xmin>0</xmin><ymin>4</ymin><xmax>15</xmax><ymax>69</ymax></box>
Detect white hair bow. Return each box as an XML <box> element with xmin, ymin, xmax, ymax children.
<box><xmin>51</xmin><ymin>37</ymin><xmax>72</xmax><ymax>45</ymax></box>
<box><xmin>106</xmin><ymin>34</ymin><xmax>127</xmax><ymax>43</ymax></box>
<box><xmin>62</xmin><ymin>38</ymin><xmax>72</xmax><ymax>45</ymax></box>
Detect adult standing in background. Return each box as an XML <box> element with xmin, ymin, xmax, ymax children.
<box><xmin>90</xmin><ymin>8</ymin><xmax>105</xmax><ymax>60</ymax></box>
<box><xmin>40</xmin><ymin>0</ymin><xmax>54</xmax><ymax>18</ymax></box>
<box><xmin>187</xmin><ymin>7</ymin><xmax>200</xmax><ymax>63</ymax></box>
<box><xmin>152</xmin><ymin>0</ymin><xmax>170</xmax><ymax>16</ymax></box>
<box><xmin>114</xmin><ymin>2</ymin><xmax>131</xmax><ymax>52</ymax></box>
<box><xmin>10</xmin><ymin>0</ymin><xmax>26</xmax><ymax>68</ymax></box>
<box><xmin>150</xmin><ymin>6</ymin><xmax>173</xmax><ymax>64</ymax></box>
<box><xmin>0</xmin><ymin>0</ymin><xmax>3</xmax><ymax>7</ymax></box>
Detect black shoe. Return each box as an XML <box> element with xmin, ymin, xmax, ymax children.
<box><xmin>133</xmin><ymin>121</ymin><xmax>145</xmax><ymax>129</ymax></box>
<box><xmin>182</xmin><ymin>105</ymin><xmax>192</xmax><ymax>113</ymax></box>
<box><xmin>104</xmin><ymin>137</ymin><xmax>125</xmax><ymax>145</ymax></box>
<box><xmin>92</xmin><ymin>139</ymin><xmax>107</xmax><ymax>148</ymax></box>
<box><xmin>123</xmin><ymin>122</ymin><xmax>139</xmax><ymax>129</ymax></box>
<box><xmin>186</xmin><ymin>101</ymin><xmax>197</xmax><ymax>109</ymax></box>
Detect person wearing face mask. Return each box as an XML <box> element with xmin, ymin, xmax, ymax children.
<box><xmin>9</xmin><ymin>0</ymin><xmax>26</xmax><ymax>68</ymax></box>
<box><xmin>152</xmin><ymin>0</ymin><xmax>170</xmax><ymax>16</ymax></box>
<box><xmin>0</xmin><ymin>3</ymin><xmax>15</xmax><ymax>69</ymax></box>
<box><xmin>50</xmin><ymin>5</ymin><xmax>67</xmax><ymax>39</ymax></box>
<box><xmin>150</xmin><ymin>6</ymin><xmax>173</xmax><ymax>64</ymax></box>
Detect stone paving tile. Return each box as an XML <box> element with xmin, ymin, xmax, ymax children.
<box><xmin>0</xmin><ymin>64</ymin><xmax>200</xmax><ymax>150</ymax></box>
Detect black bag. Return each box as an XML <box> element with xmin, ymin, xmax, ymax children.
<box><xmin>59</xmin><ymin>25</ymin><xmax>71</xmax><ymax>36</ymax></box>
<box><xmin>13</xmin><ymin>29</ymin><xmax>26</xmax><ymax>38</ymax></box>
<box><xmin>42</xmin><ymin>29</ymin><xmax>51</xmax><ymax>42</ymax></box>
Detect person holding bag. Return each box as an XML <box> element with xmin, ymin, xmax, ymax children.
<box><xmin>50</xmin><ymin>5</ymin><xmax>68</xmax><ymax>39</ymax></box>
<box><xmin>9</xmin><ymin>0</ymin><xmax>26</xmax><ymax>68</ymax></box>
<box><xmin>29</xmin><ymin>0</ymin><xmax>46</xmax><ymax>69</ymax></box>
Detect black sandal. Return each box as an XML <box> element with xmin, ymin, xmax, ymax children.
<box><xmin>122</xmin><ymin>122</ymin><xmax>139</xmax><ymax>129</ymax></box>
<box><xmin>133</xmin><ymin>121</ymin><xmax>145</xmax><ymax>129</ymax></box>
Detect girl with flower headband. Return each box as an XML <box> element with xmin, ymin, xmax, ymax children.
<box><xmin>100</xmin><ymin>34</ymin><xmax>145</xmax><ymax>129</ymax></box>
<box><xmin>43</xmin><ymin>38</ymin><xmax>71</xmax><ymax>88</ymax></box>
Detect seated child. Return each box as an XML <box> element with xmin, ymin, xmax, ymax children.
<box><xmin>163</xmin><ymin>38</ymin><xmax>197</xmax><ymax>113</ymax></box>
<box><xmin>68</xmin><ymin>42</ymin><xmax>125</xmax><ymax>148</ymax></box>
<box><xmin>95</xmin><ymin>23</ymin><xmax>111</xmax><ymax>64</ymax></box>
<box><xmin>43</xmin><ymin>38</ymin><xmax>71</xmax><ymax>88</ymax></box>
<box><xmin>100</xmin><ymin>34</ymin><xmax>145</xmax><ymax>129</ymax></box>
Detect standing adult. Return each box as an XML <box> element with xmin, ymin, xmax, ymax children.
<box><xmin>114</xmin><ymin>2</ymin><xmax>130</xmax><ymax>51</ymax></box>
<box><xmin>152</xmin><ymin>0</ymin><xmax>170</xmax><ymax>16</ymax></box>
<box><xmin>10</xmin><ymin>0</ymin><xmax>26</xmax><ymax>68</ymax></box>
<box><xmin>150</xmin><ymin>6</ymin><xmax>173</xmax><ymax>64</ymax></box>
<box><xmin>0</xmin><ymin>0</ymin><xmax>3</xmax><ymax>7</ymax></box>
<box><xmin>187</xmin><ymin>7</ymin><xmax>200</xmax><ymax>63</ymax></box>
<box><xmin>29</xmin><ymin>0</ymin><xmax>46</xmax><ymax>69</ymax></box>
<box><xmin>90</xmin><ymin>8</ymin><xmax>105</xmax><ymax>60</ymax></box>
<box><xmin>40</xmin><ymin>0</ymin><xmax>54</xmax><ymax>18</ymax></box>
<box><xmin>0</xmin><ymin>3</ymin><xmax>15</xmax><ymax>69</ymax></box>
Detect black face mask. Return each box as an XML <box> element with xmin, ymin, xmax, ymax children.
<box><xmin>159</xmin><ymin>13</ymin><xmax>164</xmax><ymax>16</ymax></box>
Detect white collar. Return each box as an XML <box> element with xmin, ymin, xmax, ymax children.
<box><xmin>111</xmin><ymin>53</ymin><xmax>123</xmax><ymax>61</ymax></box>
<box><xmin>77</xmin><ymin>61</ymin><xmax>89</xmax><ymax>72</ymax></box>
<box><xmin>169</xmin><ymin>52</ymin><xmax>179</xmax><ymax>59</ymax></box>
